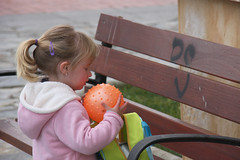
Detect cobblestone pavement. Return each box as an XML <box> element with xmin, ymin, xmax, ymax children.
<box><xmin>0</xmin><ymin>0</ymin><xmax>178</xmax><ymax>159</ymax></box>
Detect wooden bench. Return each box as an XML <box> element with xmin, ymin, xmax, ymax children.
<box><xmin>92</xmin><ymin>14</ymin><xmax>240</xmax><ymax>159</ymax></box>
<box><xmin>1</xmin><ymin>14</ymin><xmax>240</xmax><ymax>159</ymax></box>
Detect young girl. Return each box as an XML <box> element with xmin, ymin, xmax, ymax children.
<box><xmin>16</xmin><ymin>25</ymin><xmax>127</xmax><ymax>160</ymax></box>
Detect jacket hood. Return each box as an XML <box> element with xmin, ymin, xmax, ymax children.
<box><xmin>18</xmin><ymin>81</ymin><xmax>81</xmax><ymax>139</ymax></box>
<box><xmin>20</xmin><ymin>81</ymin><xmax>81</xmax><ymax>113</ymax></box>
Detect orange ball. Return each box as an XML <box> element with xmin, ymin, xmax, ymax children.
<box><xmin>83</xmin><ymin>83</ymin><xmax>124</xmax><ymax>123</ymax></box>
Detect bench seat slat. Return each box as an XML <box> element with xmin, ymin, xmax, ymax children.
<box><xmin>95</xmin><ymin>14</ymin><xmax>240</xmax><ymax>83</ymax></box>
<box><xmin>0</xmin><ymin>119</ymin><xmax>32</xmax><ymax>155</ymax></box>
<box><xmin>92</xmin><ymin>47</ymin><xmax>240</xmax><ymax>123</ymax></box>
<box><xmin>125</xmin><ymin>99</ymin><xmax>240</xmax><ymax>160</ymax></box>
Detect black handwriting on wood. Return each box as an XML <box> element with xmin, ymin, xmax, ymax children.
<box><xmin>171</xmin><ymin>38</ymin><xmax>195</xmax><ymax>98</ymax></box>
<box><xmin>171</xmin><ymin>38</ymin><xmax>195</xmax><ymax>66</ymax></box>
<box><xmin>171</xmin><ymin>38</ymin><xmax>184</xmax><ymax>62</ymax></box>
<box><xmin>174</xmin><ymin>73</ymin><xmax>190</xmax><ymax>98</ymax></box>
<box><xmin>184</xmin><ymin>44</ymin><xmax>195</xmax><ymax>66</ymax></box>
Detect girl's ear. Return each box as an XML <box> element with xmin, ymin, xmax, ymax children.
<box><xmin>59</xmin><ymin>61</ymin><xmax>70</xmax><ymax>75</ymax></box>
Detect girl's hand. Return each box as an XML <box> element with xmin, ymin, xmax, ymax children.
<box><xmin>101</xmin><ymin>94</ymin><xmax>127</xmax><ymax>116</ymax></box>
<box><xmin>81</xmin><ymin>94</ymin><xmax>85</xmax><ymax>104</ymax></box>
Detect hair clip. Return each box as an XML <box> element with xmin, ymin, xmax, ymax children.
<box><xmin>49</xmin><ymin>41</ymin><xmax>55</xmax><ymax>56</ymax></box>
<box><xmin>35</xmin><ymin>39</ymin><xmax>38</xmax><ymax>46</ymax></box>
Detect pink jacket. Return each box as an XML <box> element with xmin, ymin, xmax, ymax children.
<box><xmin>18</xmin><ymin>82</ymin><xmax>124</xmax><ymax>160</ymax></box>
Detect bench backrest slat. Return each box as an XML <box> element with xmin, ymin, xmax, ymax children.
<box><xmin>95</xmin><ymin>14</ymin><xmax>240</xmax><ymax>83</ymax></box>
<box><xmin>92</xmin><ymin>47</ymin><xmax>240</xmax><ymax>123</ymax></box>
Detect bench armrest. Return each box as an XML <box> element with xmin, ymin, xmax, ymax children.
<box><xmin>127</xmin><ymin>134</ymin><xmax>240</xmax><ymax>160</ymax></box>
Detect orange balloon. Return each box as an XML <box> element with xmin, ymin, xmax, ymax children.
<box><xmin>83</xmin><ymin>83</ymin><xmax>124</xmax><ymax>123</ymax></box>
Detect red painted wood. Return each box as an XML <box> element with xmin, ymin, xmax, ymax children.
<box><xmin>92</xmin><ymin>47</ymin><xmax>240</xmax><ymax>124</ymax></box>
<box><xmin>95</xmin><ymin>14</ymin><xmax>240</xmax><ymax>83</ymax></box>
<box><xmin>93</xmin><ymin>14</ymin><xmax>240</xmax><ymax>159</ymax></box>
<box><xmin>0</xmin><ymin>119</ymin><xmax>32</xmax><ymax>155</ymax></box>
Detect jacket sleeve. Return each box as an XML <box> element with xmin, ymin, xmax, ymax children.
<box><xmin>53</xmin><ymin>100</ymin><xmax>124</xmax><ymax>155</ymax></box>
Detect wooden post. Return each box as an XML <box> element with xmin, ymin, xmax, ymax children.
<box><xmin>178</xmin><ymin>0</ymin><xmax>240</xmax><ymax>159</ymax></box>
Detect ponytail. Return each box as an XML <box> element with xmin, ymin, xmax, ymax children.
<box><xmin>16</xmin><ymin>39</ymin><xmax>38</xmax><ymax>82</ymax></box>
<box><xmin>16</xmin><ymin>25</ymin><xmax>99</xmax><ymax>83</ymax></box>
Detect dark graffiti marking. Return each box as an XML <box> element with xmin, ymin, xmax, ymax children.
<box><xmin>171</xmin><ymin>38</ymin><xmax>195</xmax><ymax>98</ymax></box>
<box><xmin>174</xmin><ymin>73</ymin><xmax>190</xmax><ymax>98</ymax></box>
<box><xmin>171</xmin><ymin>38</ymin><xmax>195</xmax><ymax>66</ymax></box>
<box><xmin>171</xmin><ymin>38</ymin><xmax>184</xmax><ymax>62</ymax></box>
<box><xmin>184</xmin><ymin>44</ymin><xmax>195</xmax><ymax>66</ymax></box>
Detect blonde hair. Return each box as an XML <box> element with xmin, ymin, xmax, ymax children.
<box><xmin>16</xmin><ymin>25</ymin><xmax>99</xmax><ymax>82</ymax></box>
